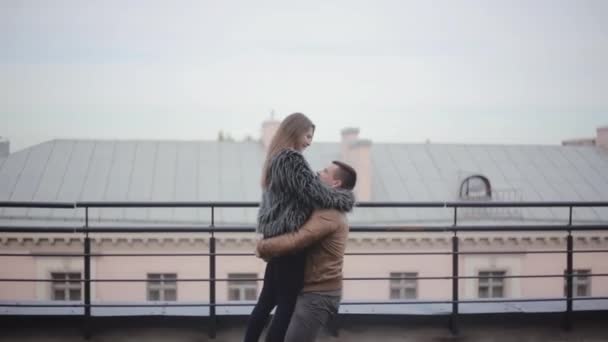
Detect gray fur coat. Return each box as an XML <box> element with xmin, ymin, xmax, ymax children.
<box><xmin>257</xmin><ymin>149</ymin><xmax>356</xmax><ymax>238</ymax></box>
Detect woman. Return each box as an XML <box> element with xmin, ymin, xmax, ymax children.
<box><xmin>244</xmin><ymin>113</ymin><xmax>355</xmax><ymax>342</ymax></box>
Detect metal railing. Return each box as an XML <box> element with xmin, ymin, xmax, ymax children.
<box><xmin>1</xmin><ymin>201</ymin><xmax>608</xmax><ymax>339</ymax></box>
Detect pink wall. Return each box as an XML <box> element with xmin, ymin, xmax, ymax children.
<box><xmin>0</xmin><ymin>256</ymin><xmax>36</xmax><ymax>300</ymax></box>
<box><xmin>216</xmin><ymin>254</ymin><xmax>266</xmax><ymax>301</ymax></box>
<box><xmin>342</xmin><ymin>253</ymin><xmax>452</xmax><ymax>301</ymax></box>
<box><xmin>521</xmin><ymin>253</ymin><xmax>565</xmax><ymax>298</ymax></box>
<box><xmin>95</xmin><ymin>253</ymin><xmax>209</xmax><ymax>301</ymax></box>
<box><xmin>1</xmin><ymin>234</ymin><xmax>607</xmax><ymax>303</ymax></box>
<box><xmin>522</xmin><ymin>244</ymin><xmax>608</xmax><ymax>298</ymax></box>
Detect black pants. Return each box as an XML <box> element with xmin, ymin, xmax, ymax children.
<box><xmin>243</xmin><ymin>251</ymin><xmax>306</xmax><ymax>342</ymax></box>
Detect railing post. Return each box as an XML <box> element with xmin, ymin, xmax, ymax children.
<box><xmin>208</xmin><ymin>206</ymin><xmax>217</xmax><ymax>339</ymax></box>
<box><xmin>449</xmin><ymin>206</ymin><xmax>459</xmax><ymax>335</ymax></box>
<box><xmin>563</xmin><ymin>206</ymin><xmax>573</xmax><ymax>331</ymax></box>
<box><xmin>83</xmin><ymin>207</ymin><xmax>92</xmax><ymax>339</ymax></box>
<box><xmin>449</xmin><ymin>232</ymin><xmax>459</xmax><ymax>335</ymax></box>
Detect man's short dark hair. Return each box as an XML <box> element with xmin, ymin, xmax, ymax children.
<box><xmin>332</xmin><ymin>160</ymin><xmax>357</xmax><ymax>190</ymax></box>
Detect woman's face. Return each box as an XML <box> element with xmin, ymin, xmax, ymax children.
<box><xmin>295</xmin><ymin>127</ymin><xmax>314</xmax><ymax>152</ymax></box>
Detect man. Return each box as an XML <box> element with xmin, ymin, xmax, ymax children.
<box><xmin>256</xmin><ymin>160</ymin><xmax>357</xmax><ymax>342</ymax></box>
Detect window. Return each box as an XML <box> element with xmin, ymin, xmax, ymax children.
<box><xmin>564</xmin><ymin>269</ymin><xmax>591</xmax><ymax>297</ymax></box>
<box><xmin>147</xmin><ymin>273</ymin><xmax>177</xmax><ymax>301</ymax></box>
<box><xmin>460</xmin><ymin>175</ymin><xmax>492</xmax><ymax>199</ymax></box>
<box><xmin>51</xmin><ymin>272</ymin><xmax>82</xmax><ymax>301</ymax></box>
<box><xmin>389</xmin><ymin>272</ymin><xmax>418</xmax><ymax>299</ymax></box>
<box><xmin>478</xmin><ymin>271</ymin><xmax>505</xmax><ymax>298</ymax></box>
<box><xmin>227</xmin><ymin>273</ymin><xmax>258</xmax><ymax>301</ymax></box>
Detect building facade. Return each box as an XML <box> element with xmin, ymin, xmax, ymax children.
<box><xmin>1</xmin><ymin>120</ymin><xmax>608</xmax><ymax>314</ymax></box>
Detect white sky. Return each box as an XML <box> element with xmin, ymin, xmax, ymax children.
<box><xmin>1</xmin><ymin>0</ymin><xmax>607</xmax><ymax>152</ymax></box>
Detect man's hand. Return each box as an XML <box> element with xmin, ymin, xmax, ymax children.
<box><xmin>255</xmin><ymin>239</ymin><xmax>270</xmax><ymax>262</ymax></box>
<box><xmin>255</xmin><ymin>233</ymin><xmax>263</xmax><ymax>243</ymax></box>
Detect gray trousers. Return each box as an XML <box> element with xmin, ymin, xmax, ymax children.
<box><xmin>284</xmin><ymin>290</ymin><xmax>341</xmax><ymax>342</ymax></box>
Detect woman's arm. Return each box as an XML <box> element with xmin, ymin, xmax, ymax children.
<box><xmin>269</xmin><ymin>149</ymin><xmax>355</xmax><ymax>212</ymax></box>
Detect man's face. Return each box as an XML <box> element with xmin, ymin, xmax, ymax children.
<box><xmin>318</xmin><ymin>163</ymin><xmax>342</xmax><ymax>188</ymax></box>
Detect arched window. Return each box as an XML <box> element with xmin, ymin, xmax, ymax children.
<box><xmin>460</xmin><ymin>175</ymin><xmax>492</xmax><ymax>200</ymax></box>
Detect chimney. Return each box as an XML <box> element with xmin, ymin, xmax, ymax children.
<box><xmin>340</xmin><ymin>128</ymin><xmax>372</xmax><ymax>201</ymax></box>
<box><xmin>341</xmin><ymin>127</ymin><xmax>359</xmax><ymax>158</ymax></box>
<box><xmin>261</xmin><ymin>112</ymin><xmax>281</xmax><ymax>150</ymax></box>
<box><xmin>0</xmin><ymin>137</ymin><xmax>9</xmax><ymax>158</ymax></box>
<box><xmin>349</xmin><ymin>139</ymin><xmax>372</xmax><ymax>201</ymax></box>
<box><xmin>597</xmin><ymin>126</ymin><xmax>608</xmax><ymax>150</ymax></box>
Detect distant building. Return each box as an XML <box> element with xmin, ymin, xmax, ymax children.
<box><xmin>1</xmin><ymin>118</ymin><xmax>607</xmax><ymax>315</ymax></box>
<box><xmin>562</xmin><ymin>126</ymin><xmax>608</xmax><ymax>149</ymax></box>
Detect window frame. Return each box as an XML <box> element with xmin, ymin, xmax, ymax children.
<box><xmin>50</xmin><ymin>272</ymin><xmax>82</xmax><ymax>301</ymax></box>
<box><xmin>564</xmin><ymin>269</ymin><xmax>591</xmax><ymax>297</ymax></box>
<box><xmin>227</xmin><ymin>273</ymin><xmax>258</xmax><ymax>301</ymax></box>
<box><xmin>389</xmin><ymin>272</ymin><xmax>418</xmax><ymax>300</ymax></box>
<box><xmin>477</xmin><ymin>270</ymin><xmax>506</xmax><ymax>298</ymax></box>
<box><xmin>460</xmin><ymin>175</ymin><xmax>492</xmax><ymax>200</ymax></box>
<box><xmin>147</xmin><ymin>273</ymin><xmax>178</xmax><ymax>301</ymax></box>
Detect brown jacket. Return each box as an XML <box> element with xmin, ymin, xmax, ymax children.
<box><xmin>256</xmin><ymin>209</ymin><xmax>349</xmax><ymax>293</ymax></box>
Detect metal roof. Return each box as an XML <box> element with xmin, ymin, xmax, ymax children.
<box><xmin>1</xmin><ymin>139</ymin><xmax>608</xmax><ymax>226</ymax></box>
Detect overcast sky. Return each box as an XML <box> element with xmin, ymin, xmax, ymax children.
<box><xmin>1</xmin><ymin>0</ymin><xmax>607</xmax><ymax>152</ymax></box>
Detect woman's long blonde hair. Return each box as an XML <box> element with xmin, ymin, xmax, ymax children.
<box><xmin>261</xmin><ymin>113</ymin><xmax>315</xmax><ymax>188</ymax></box>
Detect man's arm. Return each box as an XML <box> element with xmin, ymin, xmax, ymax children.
<box><xmin>256</xmin><ymin>211</ymin><xmax>339</xmax><ymax>258</ymax></box>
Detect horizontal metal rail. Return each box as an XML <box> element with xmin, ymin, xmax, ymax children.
<box><xmin>1</xmin><ymin>249</ymin><xmax>608</xmax><ymax>258</ymax></box>
<box><xmin>2</xmin><ymin>273</ymin><xmax>608</xmax><ymax>283</ymax></box>
<box><xmin>1</xmin><ymin>224</ymin><xmax>608</xmax><ymax>233</ymax></box>
<box><xmin>2</xmin><ymin>296</ymin><xmax>608</xmax><ymax>308</ymax></box>
<box><xmin>3</xmin><ymin>200</ymin><xmax>608</xmax><ymax>208</ymax></box>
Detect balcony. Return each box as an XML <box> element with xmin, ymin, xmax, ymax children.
<box><xmin>1</xmin><ymin>201</ymin><xmax>608</xmax><ymax>341</ymax></box>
